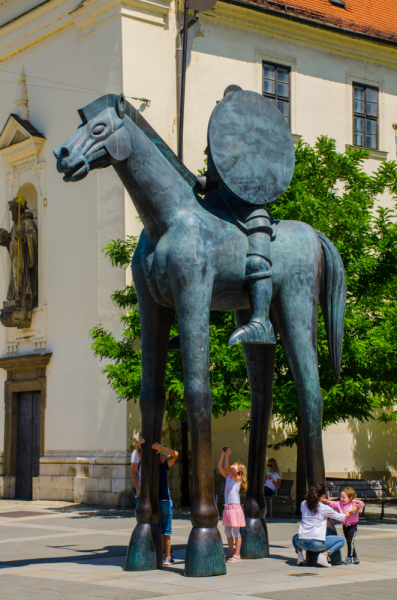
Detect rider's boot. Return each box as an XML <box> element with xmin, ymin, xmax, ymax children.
<box><xmin>228</xmin><ymin>253</ymin><xmax>275</xmax><ymax>346</ymax></box>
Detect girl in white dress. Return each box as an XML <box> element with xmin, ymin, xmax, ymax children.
<box><xmin>218</xmin><ymin>447</ymin><xmax>247</xmax><ymax>563</ymax></box>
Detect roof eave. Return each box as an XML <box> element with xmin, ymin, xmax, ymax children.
<box><xmin>219</xmin><ymin>0</ymin><xmax>397</xmax><ymax>48</ymax></box>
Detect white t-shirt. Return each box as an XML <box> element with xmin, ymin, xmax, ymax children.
<box><xmin>298</xmin><ymin>500</ymin><xmax>346</xmax><ymax>541</ymax></box>
<box><xmin>224</xmin><ymin>475</ymin><xmax>241</xmax><ymax>504</ymax></box>
<box><xmin>131</xmin><ymin>449</ymin><xmax>141</xmax><ymax>487</ymax></box>
<box><xmin>264</xmin><ymin>471</ymin><xmax>281</xmax><ymax>492</ymax></box>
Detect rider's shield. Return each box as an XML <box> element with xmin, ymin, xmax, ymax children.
<box><xmin>208</xmin><ymin>90</ymin><xmax>295</xmax><ymax>205</ymax></box>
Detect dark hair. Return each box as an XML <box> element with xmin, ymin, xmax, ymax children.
<box><xmin>306</xmin><ymin>483</ymin><xmax>327</xmax><ymax>514</ymax></box>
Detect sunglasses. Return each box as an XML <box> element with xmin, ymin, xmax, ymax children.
<box><xmin>267</xmin><ymin>464</ymin><xmax>273</xmax><ymax>467</ymax></box>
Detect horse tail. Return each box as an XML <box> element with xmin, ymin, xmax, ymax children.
<box><xmin>317</xmin><ymin>231</ymin><xmax>346</xmax><ymax>383</ymax></box>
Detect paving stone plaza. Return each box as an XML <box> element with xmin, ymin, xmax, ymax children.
<box><xmin>1</xmin><ymin>500</ymin><xmax>397</xmax><ymax>600</ymax></box>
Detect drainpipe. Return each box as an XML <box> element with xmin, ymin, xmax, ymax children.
<box><xmin>177</xmin><ymin>7</ymin><xmax>199</xmax><ymax>160</ymax></box>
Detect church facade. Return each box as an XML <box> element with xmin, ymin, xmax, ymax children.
<box><xmin>0</xmin><ymin>0</ymin><xmax>396</xmax><ymax>506</ymax></box>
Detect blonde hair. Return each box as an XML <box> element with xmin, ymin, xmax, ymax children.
<box><xmin>267</xmin><ymin>458</ymin><xmax>281</xmax><ymax>478</ymax></box>
<box><xmin>235</xmin><ymin>461</ymin><xmax>248</xmax><ymax>494</ymax></box>
<box><xmin>342</xmin><ymin>487</ymin><xmax>357</xmax><ymax>501</ymax></box>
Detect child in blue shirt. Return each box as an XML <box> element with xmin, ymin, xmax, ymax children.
<box><xmin>140</xmin><ymin>440</ymin><xmax>178</xmax><ymax>565</ymax></box>
<box><xmin>153</xmin><ymin>442</ymin><xmax>178</xmax><ymax>564</ymax></box>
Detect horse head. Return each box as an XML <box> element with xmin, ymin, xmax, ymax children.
<box><xmin>54</xmin><ymin>93</ymin><xmax>132</xmax><ymax>182</ymax></box>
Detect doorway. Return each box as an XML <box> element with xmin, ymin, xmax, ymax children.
<box><xmin>15</xmin><ymin>391</ymin><xmax>41</xmax><ymax>500</ymax></box>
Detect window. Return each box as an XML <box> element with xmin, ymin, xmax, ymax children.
<box><xmin>353</xmin><ymin>84</ymin><xmax>378</xmax><ymax>149</ymax></box>
<box><xmin>262</xmin><ymin>62</ymin><xmax>290</xmax><ymax>127</ymax></box>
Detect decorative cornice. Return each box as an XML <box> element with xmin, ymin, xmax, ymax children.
<box><xmin>0</xmin><ymin>0</ymin><xmax>173</xmax><ymax>61</ymax></box>
<box><xmin>72</xmin><ymin>0</ymin><xmax>172</xmax><ymax>32</ymax></box>
<box><xmin>0</xmin><ymin>352</ymin><xmax>52</xmax><ymax>371</ymax></box>
<box><xmin>206</xmin><ymin>3</ymin><xmax>397</xmax><ymax>67</ymax></box>
<box><xmin>345</xmin><ymin>145</ymin><xmax>388</xmax><ymax>161</ymax></box>
<box><xmin>0</xmin><ymin>0</ymin><xmax>76</xmax><ymax>63</ymax></box>
<box><xmin>0</xmin><ymin>137</ymin><xmax>46</xmax><ymax>166</ymax></box>
<box><xmin>0</xmin><ymin>114</ymin><xmax>45</xmax><ymax>165</ymax></box>
<box><xmin>219</xmin><ymin>0</ymin><xmax>397</xmax><ymax>47</ymax></box>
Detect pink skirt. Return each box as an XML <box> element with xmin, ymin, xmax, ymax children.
<box><xmin>222</xmin><ymin>503</ymin><xmax>246</xmax><ymax>527</ymax></box>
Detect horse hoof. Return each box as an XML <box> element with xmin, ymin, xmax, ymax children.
<box><xmin>240</xmin><ymin>518</ymin><xmax>269</xmax><ymax>559</ymax></box>
<box><xmin>185</xmin><ymin>527</ymin><xmax>226</xmax><ymax>577</ymax></box>
<box><xmin>124</xmin><ymin>523</ymin><xmax>163</xmax><ymax>571</ymax></box>
<box><xmin>228</xmin><ymin>322</ymin><xmax>276</xmax><ymax>346</ymax></box>
<box><xmin>168</xmin><ymin>335</ymin><xmax>181</xmax><ymax>351</ymax></box>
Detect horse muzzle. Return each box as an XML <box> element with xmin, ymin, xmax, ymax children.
<box><xmin>54</xmin><ymin>146</ymin><xmax>90</xmax><ymax>182</ymax></box>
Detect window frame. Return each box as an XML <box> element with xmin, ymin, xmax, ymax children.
<box><xmin>262</xmin><ymin>61</ymin><xmax>291</xmax><ymax>127</ymax></box>
<box><xmin>352</xmin><ymin>83</ymin><xmax>379</xmax><ymax>150</ymax></box>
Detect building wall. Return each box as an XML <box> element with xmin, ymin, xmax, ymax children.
<box><xmin>0</xmin><ymin>0</ymin><xmax>396</xmax><ymax>507</ymax></box>
<box><xmin>0</xmin><ymin>1</ymin><xmax>132</xmax><ymax>504</ymax></box>
<box><xmin>182</xmin><ymin>5</ymin><xmax>397</xmax><ymax>202</ymax></box>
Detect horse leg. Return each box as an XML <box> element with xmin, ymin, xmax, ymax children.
<box><xmin>235</xmin><ymin>309</ymin><xmax>275</xmax><ymax>559</ymax></box>
<box><xmin>170</xmin><ymin>274</ymin><xmax>225</xmax><ymax>577</ymax></box>
<box><xmin>273</xmin><ymin>294</ymin><xmax>325</xmax><ymax>487</ymax></box>
<box><xmin>125</xmin><ymin>271</ymin><xmax>174</xmax><ymax>572</ymax></box>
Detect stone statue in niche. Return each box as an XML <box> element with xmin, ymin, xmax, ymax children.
<box><xmin>0</xmin><ymin>191</ymin><xmax>38</xmax><ymax>328</ymax></box>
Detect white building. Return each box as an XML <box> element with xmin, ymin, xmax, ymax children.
<box><xmin>0</xmin><ymin>0</ymin><xmax>396</xmax><ymax>506</ymax></box>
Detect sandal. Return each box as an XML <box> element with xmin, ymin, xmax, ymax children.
<box><xmin>227</xmin><ymin>555</ymin><xmax>241</xmax><ymax>563</ymax></box>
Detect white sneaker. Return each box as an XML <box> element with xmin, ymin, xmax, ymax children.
<box><xmin>297</xmin><ymin>550</ymin><xmax>305</xmax><ymax>566</ymax></box>
<box><xmin>317</xmin><ymin>553</ymin><xmax>331</xmax><ymax>568</ymax></box>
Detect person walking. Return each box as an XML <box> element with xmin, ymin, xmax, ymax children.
<box><xmin>292</xmin><ymin>483</ymin><xmax>354</xmax><ymax>567</ymax></box>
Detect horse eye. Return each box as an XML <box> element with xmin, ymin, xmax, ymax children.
<box><xmin>92</xmin><ymin>124</ymin><xmax>106</xmax><ymax>135</ymax></box>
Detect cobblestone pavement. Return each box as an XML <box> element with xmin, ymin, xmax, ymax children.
<box><xmin>1</xmin><ymin>500</ymin><xmax>397</xmax><ymax>600</ymax></box>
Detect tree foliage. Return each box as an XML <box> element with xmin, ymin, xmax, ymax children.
<box><xmin>90</xmin><ymin>136</ymin><xmax>397</xmax><ymax>439</ymax></box>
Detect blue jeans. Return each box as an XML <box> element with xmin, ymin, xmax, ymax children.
<box><xmin>292</xmin><ymin>534</ymin><xmax>345</xmax><ymax>556</ymax></box>
<box><xmin>133</xmin><ymin>491</ymin><xmax>139</xmax><ymax>508</ymax></box>
<box><xmin>159</xmin><ymin>499</ymin><xmax>173</xmax><ymax>536</ymax></box>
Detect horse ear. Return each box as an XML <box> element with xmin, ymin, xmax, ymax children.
<box><xmin>105</xmin><ymin>126</ymin><xmax>132</xmax><ymax>162</ymax></box>
<box><xmin>116</xmin><ymin>94</ymin><xmax>126</xmax><ymax>119</ymax></box>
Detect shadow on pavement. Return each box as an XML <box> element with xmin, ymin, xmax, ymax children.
<box><xmin>43</xmin><ymin>505</ymin><xmax>193</xmax><ymax>521</ymax></box>
<box><xmin>0</xmin><ymin>545</ymin><xmax>127</xmax><ymax>568</ymax></box>
<box><xmin>0</xmin><ymin>543</ymin><xmax>191</xmax><ymax>570</ymax></box>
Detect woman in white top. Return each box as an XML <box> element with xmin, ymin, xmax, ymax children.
<box><xmin>264</xmin><ymin>458</ymin><xmax>282</xmax><ymax>497</ymax></box>
<box><xmin>293</xmin><ymin>483</ymin><xmax>353</xmax><ymax>567</ymax></box>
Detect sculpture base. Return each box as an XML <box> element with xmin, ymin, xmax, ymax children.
<box><xmin>184</xmin><ymin>527</ymin><xmax>226</xmax><ymax>577</ymax></box>
<box><xmin>0</xmin><ymin>303</ymin><xmax>32</xmax><ymax>328</ymax></box>
<box><xmin>124</xmin><ymin>523</ymin><xmax>163</xmax><ymax>571</ymax></box>
<box><xmin>240</xmin><ymin>518</ymin><xmax>269</xmax><ymax>559</ymax></box>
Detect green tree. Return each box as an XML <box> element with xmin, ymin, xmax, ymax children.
<box><xmin>268</xmin><ymin>137</ymin><xmax>397</xmax><ymax>506</ymax></box>
<box><xmin>90</xmin><ymin>137</ymin><xmax>397</xmax><ymax>508</ymax></box>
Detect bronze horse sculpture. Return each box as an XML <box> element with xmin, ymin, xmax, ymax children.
<box><xmin>54</xmin><ymin>93</ymin><xmax>345</xmax><ymax>577</ymax></box>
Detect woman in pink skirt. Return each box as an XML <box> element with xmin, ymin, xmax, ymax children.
<box><xmin>218</xmin><ymin>447</ymin><xmax>247</xmax><ymax>562</ymax></box>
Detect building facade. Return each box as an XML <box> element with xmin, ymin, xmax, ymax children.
<box><xmin>0</xmin><ymin>0</ymin><xmax>396</xmax><ymax>506</ymax></box>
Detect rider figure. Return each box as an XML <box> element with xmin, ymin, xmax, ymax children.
<box><xmin>195</xmin><ymin>85</ymin><xmax>275</xmax><ymax>346</ymax></box>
